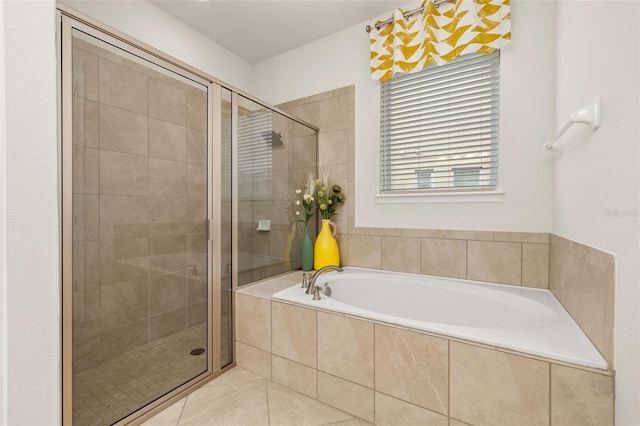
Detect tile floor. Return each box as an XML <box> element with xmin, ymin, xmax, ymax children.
<box><xmin>74</xmin><ymin>325</ymin><xmax>208</xmax><ymax>425</ymax></box>
<box><xmin>143</xmin><ymin>367</ymin><xmax>373</xmax><ymax>426</ymax></box>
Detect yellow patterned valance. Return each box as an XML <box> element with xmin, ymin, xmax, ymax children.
<box><xmin>369</xmin><ymin>0</ymin><xmax>511</xmax><ymax>81</ymax></box>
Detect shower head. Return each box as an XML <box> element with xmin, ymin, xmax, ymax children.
<box><xmin>262</xmin><ymin>130</ymin><xmax>283</xmax><ymax>146</ymax></box>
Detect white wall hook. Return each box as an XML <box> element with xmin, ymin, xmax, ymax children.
<box><xmin>543</xmin><ymin>96</ymin><xmax>601</xmax><ymax>156</ymax></box>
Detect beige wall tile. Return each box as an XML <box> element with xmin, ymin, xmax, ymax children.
<box><xmin>450</xmin><ymin>342</ymin><xmax>549</xmax><ymax>426</ymax></box>
<box><xmin>374</xmin><ymin>325</ymin><xmax>448</xmax><ymax>414</ymax></box>
<box><xmin>318</xmin><ymin>130</ymin><xmax>348</xmax><ymax>167</ymax></box>
<box><xmin>187</xmin><ymin>301</ymin><xmax>206</xmax><ymax>327</ymax></box>
<box><xmin>99</xmin><ymin>150</ymin><xmax>148</xmax><ymax>196</ymax></box>
<box><xmin>186</xmin><ymin>127</ymin><xmax>207</xmax><ymax>165</ymax></box>
<box><xmin>149</xmin><ymin>78</ymin><xmax>186</xmax><ymax>125</ymax></box>
<box><xmin>421</xmin><ymin>238</ymin><xmax>466</xmax><ymax>279</ymax></box>
<box><xmin>186</xmin><ymin>88</ymin><xmax>207</xmax><ymax>131</ymax></box>
<box><xmin>550</xmin><ymin>234</ymin><xmax>588</xmax><ymax>259</ymax></box>
<box><xmin>100</xmin><ymin>277</ymin><xmax>149</xmax><ymax>330</ymax></box>
<box><xmin>99</xmin><ymin>194</ymin><xmax>149</xmax><ymax>238</ymax></box>
<box><xmin>347</xmin><ymin>235</ymin><xmax>381</xmax><ymax>269</ymax></box>
<box><xmin>291</xmin><ymin>135</ymin><xmax>317</xmax><ymax>169</ymax></box>
<box><xmin>443</xmin><ymin>230</ymin><xmax>494</xmax><ymax>241</ymax></box>
<box><xmin>149</xmin><ymin>157</ymin><xmax>186</xmax><ymax>197</ymax></box>
<box><xmin>99</xmin><ymin>104</ymin><xmax>148</xmax><ymax>155</ymax></box>
<box><xmin>271</xmin><ymin>356</ymin><xmax>317</xmax><ymax>399</ymax></box>
<box><xmin>149</xmin><ymin>117</ymin><xmax>187</xmax><ymax>161</ymax></box>
<box><xmin>577</xmin><ymin>262</ymin><xmax>607</xmax><ymax>355</ymax></box>
<box><xmin>149</xmin><ymin>271</ymin><xmax>187</xmax><ymax>315</ymax></box>
<box><xmin>291</xmin><ymin>103</ymin><xmax>319</xmax><ymax>134</ymax></box>
<box><xmin>73</xmin><ymin>194</ymin><xmax>99</xmax><ymax>241</ymax></box>
<box><xmin>272</xmin><ymin>302</ymin><xmax>317</xmax><ymax>367</ymax></box>
<box><xmin>72</xmin><ymin>146</ymin><xmax>99</xmax><ymax>194</ymax></box>
<box><xmin>381</xmin><ymin>236</ymin><xmax>421</xmax><ymax>274</ymax></box>
<box><xmin>522</xmin><ymin>243</ymin><xmax>549</xmax><ymax>288</ymax></box>
<box><xmin>187</xmin><ymin>163</ymin><xmax>207</xmax><ymax>199</ymax></box>
<box><xmin>374</xmin><ymin>393</ymin><xmax>448</xmax><ymax>426</ymax></box>
<box><xmin>318</xmin><ymin>372</ymin><xmax>374</xmax><ymax>422</ymax></box>
<box><xmin>493</xmin><ymin>232</ymin><xmax>549</xmax><ymax>244</ymax></box>
<box><xmin>149</xmin><ymin>307</ymin><xmax>186</xmax><ymax>341</ymax></box>
<box><xmin>235</xmin><ymin>293</ymin><xmax>271</xmax><ymax>352</ymax></box>
<box><xmin>73</xmin><ymin>241</ymin><xmax>100</xmax><ymax>303</ymax></box>
<box><xmin>402</xmin><ymin>229</ymin><xmax>445</xmax><ymax>238</ymax></box>
<box><xmin>235</xmin><ymin>341</ymin><xmax>272</xmax><ymax>379</ymax></box>
<box><xmin>99</xmin><ymin>237</ymin><xmax>149</xmax><ymax>285</ymax></box>
<box><xmin>319</xmin><ymin>95</ymin><xmax>349</xmax><ymax>132</ymax></box>
<box><xmin>467</xmin><ymin>241</ymin><xmax>522</xmax><ymax>285</ymax></box>
<box><xmin>149</xmin><ymin>197</ymin><xmax>187</xmax><ymax>236</ymax></box>
<box><xmin>318</xmin><ymin>312</ymin><xmax>374</xmax><ymax>387</ymax></box>
<box><xmin>549</xmin><ymin>246</ymin><xmax>580</xmax><ymax>319</ymax></box>
<box><xmin>73</xmin><ymin>97</ymin><xmax>99</xmax><ymax>147</ymax></box>
<box><xmin>99</xmin><ymin>58</ymin><xmax>148</xmax><ymax>115</ymax></box>
<box><xmin>585</xmin><ymin>246</ymin><xmax>614</xmax><ymax>272</ymax></box>
<box><xmin>551</xmin><ymin>364</ymin><xmax>614</xmax><ymax>426</ymax></box>
<box><xmin>604</xmin><ymin>264</ymin><xmax>615</xmax><ymax>327</ymax></box>
<box><xmin>72</xmin><ymin>47</ymin><xmax>99</xmax><ymax>101</ymax></box>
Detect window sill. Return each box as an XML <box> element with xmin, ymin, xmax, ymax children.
<box><xmin>375</xmin><ymin>190</ymin><xmax>506</xmax><ymax>204</ymax></box>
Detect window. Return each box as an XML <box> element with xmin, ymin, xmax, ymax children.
<box><xmin>453</xmin><ymin>167</ymin><xmax>481</xmax><ymax>187</ymax></box>
<box><xmin>380</xmin><ymin>51</ymin><xmax>500</xmax><ymax>194</ymax></box>
<box><xmin>415</xmin><ymin>168</ymin><xmax>434</xmax><ymax>189</ymax></box>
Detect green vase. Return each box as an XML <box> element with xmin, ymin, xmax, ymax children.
<box><xmin>301</xmin><ymin>224</ymin><xmax>314</xmax><ymax>271</ymax></box>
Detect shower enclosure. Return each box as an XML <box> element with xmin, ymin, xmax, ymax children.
<box><xmin>60</xmin><ymin>8</ymin><xmax>317</xmax><ymax>425</ymax></box>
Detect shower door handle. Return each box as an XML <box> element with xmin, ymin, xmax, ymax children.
<box><xmin>205</xmin><ymin>219</ymin><xmax>213</xmax><ymax>241</ymax></box>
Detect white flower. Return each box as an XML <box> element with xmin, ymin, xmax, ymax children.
<box><xmin>295</xmin><ymin>189</ymin><xmax>302</xmax><ymax>194</ymax></box>
<box><xmin>296</xmin><ymin>211</ymin><xmax>300</xmax><ymax>216</ymax></box>
<box><xmin>310</xmin><ymin>197</ymin><xmax>315</xmax><ymax>202</ymax></box>
<box><xmin>303</xmin><ymin>194</ymin><xmax>310</xmax><ymax>201</ymax></box>
<box><xmin>296</xmin><ymin>200</ymin><xmax>301</xmax><ymax>205</ymax></box>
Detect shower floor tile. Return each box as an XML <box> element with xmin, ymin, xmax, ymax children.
<box><xmin>143</xmin><ymin>367</ymin><xmax>373</xmax><ymax>426</ymax></box>
<box><xmin>74</xmin><ymin>324</ymin><xmax>208</xmax><ymax>425</ymax></box>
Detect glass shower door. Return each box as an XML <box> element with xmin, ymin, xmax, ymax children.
<box><xmin>64</xmin><ymin>21</ymin><xmax>217</xmax><ymax>425</ymax></box>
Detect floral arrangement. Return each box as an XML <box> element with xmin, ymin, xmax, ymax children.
<box><xmin>295</xmin><ymin>173</ymin><xmax>346</xmax><ymax>223</ymax></box>
<box><xmin>315</xmin><ymin>176</ymin><xmax>345</xmax><ymax>220</ymax></box>
<box><xmin>295</xmin><ymin>172</ymin><xmax>316</xmax><ymax>226</ymax></box>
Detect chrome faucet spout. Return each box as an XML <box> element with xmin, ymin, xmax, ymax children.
<box><xmin>306</xmin><ymin>265</ymin><xmax>344</xmax><ymax>295</ymax></box>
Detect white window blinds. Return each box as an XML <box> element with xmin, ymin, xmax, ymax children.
<box><xmin>380</xmin><ymin>51</ymin><xmax>500</xmax><ymax>193</ymax></box>
<box><xmin>238</xmin><ymin>109</ymin><xmax>273</xmax><ymax>199</ymax></box>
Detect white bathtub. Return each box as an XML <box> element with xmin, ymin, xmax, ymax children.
<box><xmin>272</xmin><ymin>267</ymin><xmax>607</xmax><ymax>369</ymax></box>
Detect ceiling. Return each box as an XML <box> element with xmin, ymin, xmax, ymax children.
<box><xmin>150</xmin><ymin>0</ymin><xmax>413</xmax><ymax>64</ymax></box>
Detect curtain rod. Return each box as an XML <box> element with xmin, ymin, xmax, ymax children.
<box><xmin>366</xmin><ymin>0</ymin><xmax>451</xmax><ymax>33</ymax></box>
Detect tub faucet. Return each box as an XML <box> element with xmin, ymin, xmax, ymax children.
<box><xmin>306</xmin><ymin>265</ymin><xmax>344</xmax><ymax>295</ymax></box>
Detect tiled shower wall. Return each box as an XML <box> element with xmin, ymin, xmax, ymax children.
<box><xmin>72</xmin><ymin>38</ymin><xmax>208</xmax><ymax>372</ymax></box>
<box><xmin>278</xmin><ymin>85</ymin><xmax>615</xmax><ymax>367</ymax></box>
<box><xmin>236</xmin><ymin>103</ymin><xmax>317</xmax><ymax>285</ymax></box>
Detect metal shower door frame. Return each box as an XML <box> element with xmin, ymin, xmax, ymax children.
<box><xmin>58</xmin><ymin>10</ymin><xmax>225</xmax><ymax>425</ymax></box>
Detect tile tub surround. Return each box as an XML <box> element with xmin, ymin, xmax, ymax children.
<box><xmin>549</xmin><ymin>234</ymin><xmax>616</xmax><ymax>367</ymax></box>
<box><xmin>235</xmin><ymin>275</ymin><xmax>614</xmax><ymax>426</ymax></box>
<box><xmin>278</xmin><ymin>86</ymin><xmax>615</xmax><ymax>368</ymax></box>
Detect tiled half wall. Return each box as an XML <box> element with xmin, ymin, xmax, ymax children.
<box><xmin>278</xmin><ymin>85</ymin><xmax>615</xmax><ymax>368</ymax></box>
<box><xmin>234</xmin><ymin>283</ymin><xmax>614</xmax><ymax>426</ymax></box>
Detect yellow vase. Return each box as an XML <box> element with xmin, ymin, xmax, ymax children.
<box><xmin>314</xmin><ymin>219</ymin><xmax>340</xmax><ymax>270</ymax></box>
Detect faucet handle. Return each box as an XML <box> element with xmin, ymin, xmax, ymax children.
<box><xmin>302</xmin><ymin>272</ymin><xmax>309</xmax><ymax>289</ymax></box>
<box><xmin>313</xmin><ymin>286</ymin><xmax>322</xmax><ymax>301</ymax></box>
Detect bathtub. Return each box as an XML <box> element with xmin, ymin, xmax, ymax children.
<box><xmin>272</xmin><ymin>267</ymin><xmax>607</xmax><ymax>370</ymax></box>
